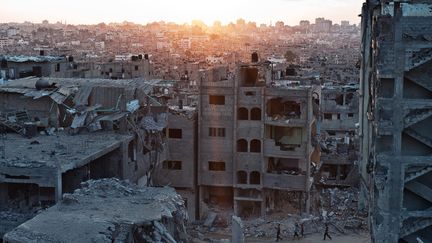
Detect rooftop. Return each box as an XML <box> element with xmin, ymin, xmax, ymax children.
<box><xmin>0</xmin><ymin>132</ymin><xmax>133</xmax><ymax>173</ymax></box>
<box><xmin>0</xmin><ymin>55</ymin><xmax>65</xmax><ymax>63</ymax></box>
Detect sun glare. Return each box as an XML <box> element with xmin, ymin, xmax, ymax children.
<box><xmin>1</xmin><ymin>0</ymin><xmax>362</xmax><ymax>25</ymax></box>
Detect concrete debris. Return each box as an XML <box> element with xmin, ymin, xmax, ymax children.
<box><xmin>126</xmin><ymin>99</ymin><xmax>140</xmax><ymax>113</ymax></box>
<box><xmin>319</xmin><ymin>187</ymin><xmax>367</xmax><ymax>233</ymax></box>
<box><xmin>204</xmin><ymin>212</ymin><xmax>217</xmax><ymax>227</ymax></box>
<box><xmin>141</xmin><ymin>113</ymin><xmax>168</xmax><ymax>131</ymax></box>
<box><xmin>0</xmin><ymin>210</ymin><xmax>36</xmax><ymax>239</ymax></box>
<box><xmin>4</xmin><ymin>178</ymin><xmax>189</xmax><ymax>243</ymax></box>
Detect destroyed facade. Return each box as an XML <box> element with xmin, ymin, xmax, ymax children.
<box><xmin>320</xmin><ymin>84</ymin><xmax>359</xmax><ymax>186</ymax></box>
<box><xmin>0</xmin><ymin>77</ymin><xmax>168</xmax><ymax>238</ymax></box>
<box><xmin>198</xmin><ymin>58</ymin><xmax>321</xmax><ymax>218</ymax></box>
<box><xmin>359</xmin><ymin>1</ymin><xmax>432</xmax><ymax>242</ymax></box>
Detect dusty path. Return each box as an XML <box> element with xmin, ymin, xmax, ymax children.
<box><xmin>246</xmin><ymin>232</ymin><xmax>371</xmax><ymax>243</ymax></box>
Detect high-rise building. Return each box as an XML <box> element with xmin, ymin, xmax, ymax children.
<box><xmin>359</xmin><ymin>1</ymin><xmax>432</xmax><ymax>242</ymax></box>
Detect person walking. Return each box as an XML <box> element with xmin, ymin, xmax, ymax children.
<box><xmin>275</xmin><ymin>223</ymin><xmax>283</xmax><ymax>242</ymax></box>
<box><xmin>300</xmin><ymin>222</ymin><xmax>304</xmax><ymax>238</ymax></box>
<box><xmin>323</xmin><ymin>223</ymin><xmax>332</xmax><ymax>240</ymax></box>
<box><xmin>293</xmin><ymin>222</ymin><xmax>300</xmax><ymax>240</ymax></box>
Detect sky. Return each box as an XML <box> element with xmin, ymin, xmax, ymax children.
<box><xmin>1</xmin><ymin>0</ymin><xmax>363</xmax><ymax>26</ymax></box>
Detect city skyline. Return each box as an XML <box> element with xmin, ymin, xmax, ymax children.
<box><xmin>1</xmin><ymin>0</ymin><xmax>363</xmax><ymax>26</ymax></box>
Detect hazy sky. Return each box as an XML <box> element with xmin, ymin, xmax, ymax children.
<box><xmin>1</xmin><ymin>0</ymin><xmax>363</xmax><ymax>25</ymax></box>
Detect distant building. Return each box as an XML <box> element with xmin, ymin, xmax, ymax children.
<box><xmin>275</xmin><ymin>21</ymin><xmax>285</xmax><ymax>29</ymax></box>
<box><xmin>341</xmin><ymin>20</ymin><xmax>350</xmax><ymax>27</ymax></box>
<box><xmin>315</xmin><ymin>17</ymin><xmax>332</xmax><ymax>33</ymax></box>
<box><xmin>0</xmin><ymin>55</ymin><xmax>74</xmax><ymax>80</ymax></box>
<box><xmin>299</xmin><ymin>20</ymin><xmax>310</xmax><ymax>27</ymax></box>
<box><xmin>99</xmin><ymin>54</ymin><xmax>152</xmax><ymax>80</ymax></box>
<box><xmin>0</xmin><ymin>38</ymin><xmax>13</xmax><ymax>49</ymax></box>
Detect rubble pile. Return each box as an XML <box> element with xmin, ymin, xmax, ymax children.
<box><xmin>0</xmin><ymin>210</ymin><xmax>35</xmax><ymax>238</ymax></box>
<box><xmin>243</xmin><ymin>215</ymin><xmax>320</xmax><ymax>239</ymax></box>
<box><xmin>319</xmin><ymin>187</ymin><xmax>367</xmax><ymax>233</ymax></box>
<box><xmin>4</xmin><ymin>178</ymin><xmax>189</xmax><ymax>243</ymax></box>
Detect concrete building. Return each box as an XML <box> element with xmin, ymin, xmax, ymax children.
<box><xmin>99</xmin><ymin>54</ymin><xmax>153</xmax><ymax>80</ymax></box>
<box><xmin>154</xmin><ymin>106</ymin><xmax>198</xmax><ymax>220</ymax></box>
<box><xmin>0</xmin><ymin>77</ymin><xmax>168</xmax><ymax>238</ymax></box>
<box><xmin>0</xmin><ymin>55</ymin><xmax>74</xmax><ymax>80</ymax></box>
<box><xmin>359</xmin><ymin>1</ymin><xmax>432</xmax><ymax>242</ymax></box>
<box><xmin>198</xmin><ymin>60</ymin><xmax>321</xmax><ymax>218</ymax></box>
<box><xmin>0</xmin><ymin>38</ymin><xmax>14</xmax><ymax>49</ymax></box>
<box><xmin>321</xmin><ymin>84</ymin><xmax>359</xmax><ymax>135</ymax></box>
<box><xmin>315</xmin><ymin>18</ymin><xmax>333</xmax><ymax>33</ymax></box>
<box><xmin>320</xmin><ymin>84</ymin><xmax>359</xmax><ymax>185</ymax></box>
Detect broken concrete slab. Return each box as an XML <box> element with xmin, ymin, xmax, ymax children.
<box><xmin>204</xmin><ymin>212</ymin><xmax>217</xmax><ymax>227</ymax></box>
<box><xmin>3</xmin><ymin>178</ymin><xmax>189</xmax><ymax>243</ymax></box>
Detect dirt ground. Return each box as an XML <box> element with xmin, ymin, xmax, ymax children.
<box><xmin>246</xmin><ymin>232</ymin><xmax>371</xmax><ymax>243</ymax></box>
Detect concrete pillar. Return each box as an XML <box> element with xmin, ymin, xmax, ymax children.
<box><xmin>232</xmin><ymin>216</ymin><xmax>245</xmax><ymax>243</ymax></box>
<box><xmin>234</xmin><ymin>199</ymin><xmax>239</xmax><ymax>216</ymax></box>
<box><xmin>336</xmin><ymin>165</ymin><xmax>341</xmax><ymax>181</ymax></box>
<box><xmin>119</xmin><ymin>142</ymin><xmax>129</xmax><ymax>180</ymax></box>
<box><xmin>55</xmin><ymin>172</ymin><xmax>62</xmax><ymax>202</ymax></box>
<box><xmin>0</xmin><ymin>183</ymin><xmax>7</xmax><ymax>205</ymax></box>
<box><xmin>305</xmin><ymin>191</ymin><xmax>311</xmax><ymax>214</ymax></box>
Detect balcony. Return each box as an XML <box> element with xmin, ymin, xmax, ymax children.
<box><xmin>265</xmin><ymin>115</ymin><xmax>306</xmax><ymax>127</ymax></box>
<box><xmin>263</xmin><ymin>173</ymin><xmax>306</xmax><ymax>191</ymax></box>
<box><xmin>264</xmin><ymin>139</ymin><xmax>305</xmax><ymax>158</ymax></box>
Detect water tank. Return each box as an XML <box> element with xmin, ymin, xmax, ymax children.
<box><xmin>35</xmin><ymin>79</ymin><xmax>54</xmax><ymax>90</ymax></box>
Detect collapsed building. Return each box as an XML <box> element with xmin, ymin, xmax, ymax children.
<box><xmin>320</xmin><ymin>84</ymin><xmax>360</xmax><ymax>186</ymax></box>
<box><xmin>0</xmin><ymin>55</ymin><xmax>75</xmax><ymax>81</ymax></box>
<box><xmin>360</xmin><ymin>1</ymin><xmax>432</xmax><ymax>242</ymax></box>
<box><xmin>3</xmin><ymin>178</ymin><xmax>188</xmax><ymax>243</ymax></box>
<box><xmin>0</xmin><ymin>77</ymin><xmax>168</xmax><ymax>238</ymax></box>
<box><xmin>198</xmin><ymin>57</ymin><xmax>321</xmax><ymax>218</ymax></box>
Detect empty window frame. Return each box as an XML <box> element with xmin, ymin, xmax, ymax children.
<box><xmin>163</xmin><ymin>160</ymin><xmax>182</xmax><ymax>170</ymax></box>
<box><xmin>209</xmin><ymin>161</ymin><xmax>226</xmax><ymax>171</ymax></box>
<box><xmin>168</xmin><ymin>128</ymin><xmax>182</xmax><ymax>139</ymax></box>
<box><xmin>209</xmin><ymin>127</ymin><xmax>226</xmax><ymax>137</ymax></box>
<box><xmin>209</xmin><ymin>95</ymin><xmax>225</xmax><ymax>105</ymax></box>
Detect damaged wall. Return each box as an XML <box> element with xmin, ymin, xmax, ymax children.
<box><xmin>359</xmin><ymin>1</ymin><xmax>432</xmax><ymax>242</ymax></box>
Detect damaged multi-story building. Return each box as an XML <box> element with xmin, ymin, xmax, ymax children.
<box><xmin>0</xmin><ymin>54</ymin><xmax>75</xmax><ymax>81</ymax></box>
<box><xmin>198</xmin><ymin>55</ymin><xmax>321</xmax><ymax>218</ymax></box>
<box><xmin>154</xmin><ymin>105</ymin><xmax>198</xmax><ymax>221</ymax></box>
<box><xmin>99</xmin><ymin>54</ymin><xmax>153</xmax><ymax>80</ymax></box>
<box><xmin>359</xmin><ymin>1</ymin><xmax>432</xmax><ymax>242</ymax></box>
<box><xmin>320</xmin><ymin>84</ymin><xmax>360</xmax><ymax>185</ymax></box>
<box><xmin>0</xmin><ymin>77</ymin><xmax>169</xmax><ymax>238</ymax></box>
